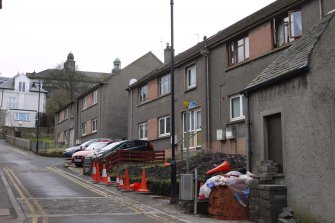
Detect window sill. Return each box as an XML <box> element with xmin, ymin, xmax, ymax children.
<box><xmin>158</xmin><ymin>134</ymin><xmax>170</xmax><ymax>139</ymax></box>
<box><xmin>137</xmin><ymin>93</ymin><xmax>171</xmax><ymax>107</ymax></box>
<box><xmin>185</xmin><ymin>86</ymin><xmax>196</xmax><ymax>93</ymax></box>
<box><xmin>82</xmin><ymin>103</ymin><xmax>97</xmax><ymax>112</ymax></box>
<box><xmin>81</xmin><ymin>131</ymin><xmax>97</xmax><ymax>138</ymax></box>
<box><xmin>227</xmin><ymin>118</ymin><xmax>245</xmax><ymax>125</ymax></box>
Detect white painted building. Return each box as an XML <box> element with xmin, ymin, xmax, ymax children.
<box><xmin>0</xmin><ymin>73</ymin><xmax>47</xmax><ymax>128</ymax></box>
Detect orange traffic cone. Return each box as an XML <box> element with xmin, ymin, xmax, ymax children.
<box><xmin>137</xmin><ymin>169</ymin><xmax>150</xmax><ymax>193</ymax></box>
<box><xmin>115</xmin><ymin>175</ymin><xmax>120</xmax><ymax>187</ymax></box>
<box><xmin>91</xmin><ymin>162</ymin><xmax>96</xmax><ymax>182</ymax></box>
<box><xmin>206</xmin><ymin>160</ymin><xmax>231</xmax><ymax>175</ymax></box>
<box><xmin>106</xmin><ymin>173</ymin><xmax>112</xmax><ymax>186</ymax></box>
<box><xmin>94</xmin><ymin>163</ymin><xmax>101</xmax><ymax>183</ymax></box>
<box><xmin>118</xmin><ymin>176</ymin><xmax>124</xmax><ymax>190</ymax></box>
<box><xmin>121</xmin><ymin>169</ymin><xmax>133</xmax><ymax>192</ymax></box>
<box><xmin>100</xmin><ymin>164</ymin><xmax>108</xmax><ymax>184</ymax></box>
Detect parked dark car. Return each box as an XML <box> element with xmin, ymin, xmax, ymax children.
<box><xmin>83</xmin><ymin>140</ymin><xmax>153</xmax><ymax>175</ymax></box>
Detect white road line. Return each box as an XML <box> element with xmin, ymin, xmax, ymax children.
<box><xmin>60</xmin><ymin>167</ymin><xmax>194</xmax><ymax>223</ymax></box>
<box><xmin>0</xmin><ymin>168</ymin><xmax>25</xmax><ymax>223</ymax></box>
<box><xmin>25</xmin><ymin>212</ymin><xmax>160</xmax><ymax>218</ymax></box>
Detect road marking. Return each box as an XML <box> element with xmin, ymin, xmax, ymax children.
<box><xmin>4</xmin><ymin>167</ymin><xmax>48</xmax><ymax>223</ymax></box>
<box><xmin>50</xmin><ymin>166</ymin><xmax>189</xmax><ymax>223</ymax></box>
<box><xmin>0</xmin><ymin>168</ymin><xmax>25</xmax><ymax>223</ymax></box>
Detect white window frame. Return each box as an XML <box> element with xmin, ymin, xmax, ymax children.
<box><xmin>230</xmin><ymin>95</ymin><xmax>245</xmax><ymax>121</ymax></box>
<box><xmin>81</xmin><ymin>123</ymin><xmax>87</xmax><ymax>136</ymax></box>
<box><xmin>15</xmin><ymin>112</ymin><xmax>29</xmax><ymax>121</ymax></box>
<box><xmin>19</xmin><ymin>81</ymin><xmax>26</xmax><ymax>92</ymax></box>
<box><xmin>64</xmin><ymin>130</ymin><xmax>68</xmax><ymax>143</ymax></box>
<box><xmin>92</xmin><ymin>119</ymin><xmax>97</xmax><ymax>133</ymax></box>
<box><xmin>182</xmin><ymin>109</ymin><xmax>201</xmax><ymax>150</ymax></box>
<box><xmin>64</xmin><ymin>109</ymin><xmax>68</xmax><ymax>120</ymax></box>
<box><xmin>159</xmin><ymin>74</ymin><xmax>171</xmax><ymax>96</ymax></box>
<box><xmin>83</xmin><ymin>96</ymin><xmax>88</xmax><ymax>110</ymax></box>
<box><xmin>186</xmin><ymin>65</ymin><xmax>196</xmax><ymax>89</ymax></box>
<box><xmin>159</xmin><ymin>116</ymin><xmax>170</xmax><ymax>137</ymax></box>
<box><xmin>93</xmin><ymin>90</ymin><xmax>98</xmax><ymax>105</ymax></box>
<box><xmin>138</xmin><ymin>122</ymin><xmax>148</xmax><ymax>140</ymax></box>
<box><xmin>139</xmin><ymin>84</ymin><xmax>148</xmax><ymax>104</ymax></box>
<box><xmin>9</xmin><ymin>97</ymin><xmax>16</xmax><ymax>109</ymax></box>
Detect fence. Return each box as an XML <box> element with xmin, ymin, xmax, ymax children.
<box><xmin>102</xmin><ymin>150</ymin><xmax>165</xmax><ymax>171</ymax></box>
<box><xmin>5</xmin><ymin>135</ymin><xmax>64</xmax><ymax>152</ymax></box>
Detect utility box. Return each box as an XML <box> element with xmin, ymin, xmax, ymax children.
<box><xmin>179</xmin><ymin>174</ymin><xmax>193</xmax><ymax>200</ymax></box>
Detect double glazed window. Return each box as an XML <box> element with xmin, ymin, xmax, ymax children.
<box><xmin>159</xmin><ymin>74</ymin><xmax>170</xmax><ymax>96</ymax></box>
<box><xmin>159</xmin><ymin>116</ymin><xmax>170</xmax><ymax>137</ymax></box>
<box><xmin>81</xmin><ymin>123</ymin><xmax>87</xmax><ymax>136</ymax></box>
<box><xmin>15</xmin><ymin>112</ymin><xmax>29</xmax><ymax>121</ymax></box>
<box><xmin>275</xmin><ymin>10</ymin><xmax>302</xmax><ymax>47</ymax></box>
<box><xmin>228</xmin><ymin>36</ymin><xmax>249</xmax><ymax>66</ymax></box>
<box><xmin>139</xmin><ymin>85</ymin><xmax>148</xmax><ymax>104</ymax></box>
<box><xmin>93</xmin><ymin>90</ymin><xmax>98</xmax><ymax>104</ymax></box>
<box><xmin>182</xmin><ymin>109</ymin><xmax>202</xmax><ymax>149</ymax></box>
<box><xmin>19</xmin><ymin>82</ymin><xmax>26</xmax><ymax>92</ymax></box>
<box><xmin>83</xmin><ymin>97</ymin><xmax>88</xmax><ymax>110</ymax></box>
<box><xmin>186</xmin><ymin>65</ymin><xmax>196</xmax><ymax>89</ymax></box>
<box><xmin>230</xmin><ymin>95</ymin><xmax>245</xmax><ymax>121</ymax></box>
<box><xmin>92</xmin><ymin>119</ymin><xmax>97</xmax><ymax>133</ymax></box>
<box><xmin>64</xmin><ymin>109</ymin><xmax>68</xmax><ymax>120</ymax></box>
<box><xmin>138</xmin><ymin>122</ymin><xmax>148</xmax><ymax>139</ymax></box>
<box><xmin>9</xmin><ymin>97</ymin><xmax>16</xmax><ymax>109</ymax></box>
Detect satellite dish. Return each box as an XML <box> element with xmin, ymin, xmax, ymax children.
<box><xmin>129</xmin><ymin>79</ymin><xmax>137</xmax><ymax>86</ymax></box>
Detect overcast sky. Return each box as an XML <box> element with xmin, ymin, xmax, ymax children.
<box><xmin>0</xmin><ymin>0</ymin><xmax>276</xmax><ymax>77</ymax></box>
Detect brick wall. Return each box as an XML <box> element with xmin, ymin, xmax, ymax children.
<box><xmin>148</xmin><ymin>118</ymin><xmax>157</xmax><ymax>140</ymax></box>
<box><xmin>249</xmin><ymin>21</ymin><xmax>273</xmax><ymax>59</ymax></box>
<box><xmin>210</xmin><ymin>137</ymin><xmax>246</xmax><ymax>155</ymax></box>
<box><xmin>148</xmin><ymin>79</ymin><xmax>158</xmax><ymax>100</ymax></box>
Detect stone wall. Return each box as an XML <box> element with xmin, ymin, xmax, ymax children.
<box><xmin>249</xmin><ymin>181</ymin><xmax>287</xmax><ymax>223</ymax></box>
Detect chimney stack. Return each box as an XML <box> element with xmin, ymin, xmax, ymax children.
<box><xmin>164</xmin><ymin>42</ymin><xmax>174</xmax><ymax>63</ymax></box>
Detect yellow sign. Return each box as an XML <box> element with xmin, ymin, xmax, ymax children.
<box><xmin>183</xmin><ymin>101</ymin><xmax>189</xmax><ymax>108</ymax></box>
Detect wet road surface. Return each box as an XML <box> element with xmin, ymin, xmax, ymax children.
<box><xmin>0</xmin><ymin>141</ymin><xmax>189</xmax><ymax>223</ymax></box>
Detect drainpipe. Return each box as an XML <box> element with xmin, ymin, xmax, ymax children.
<box><xmin>319</xmin><ymin>0</ymin><xmax>323</xmax><ymax>19</ymax></box>
<box><xmin>201</xmin><ymin>48</ymin><xmax>210</xmax><ymax>149</ymax></box>
<box><xmin>129</xmin><ymin>89</ymin><xmax>133</xmax><ymax>139</ymax></box>
<box><xmin>245</xmin><ymin>92</ymin><xmax>252</xmax><ymax>172</ymax></box>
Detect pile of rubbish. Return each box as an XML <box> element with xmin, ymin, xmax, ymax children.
<box><xmin>198</xmin><ymin>160</ymin><xmax>255</xmax><ymax>207</ymax></box>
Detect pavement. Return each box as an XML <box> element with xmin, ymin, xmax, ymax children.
<box><xmin>0</xmin><ymin>147</ymin><xmax>251</xmax><ymax>223</ymax></box>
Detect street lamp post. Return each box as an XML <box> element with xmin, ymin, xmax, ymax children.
<box><xmin>36</xmin><ymin>79</ymin><xmax>41</xmax><ymax>154</ymax></box>
<box><xmin>170</xmin><ymin>0</ymin><xmax>178</xmax><ymax>204</ymax></box>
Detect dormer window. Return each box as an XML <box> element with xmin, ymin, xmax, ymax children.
<box><xmin>19</xmin><ymin>82</ymin><xmax>26</xmax><ymax>92</ymax></box>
